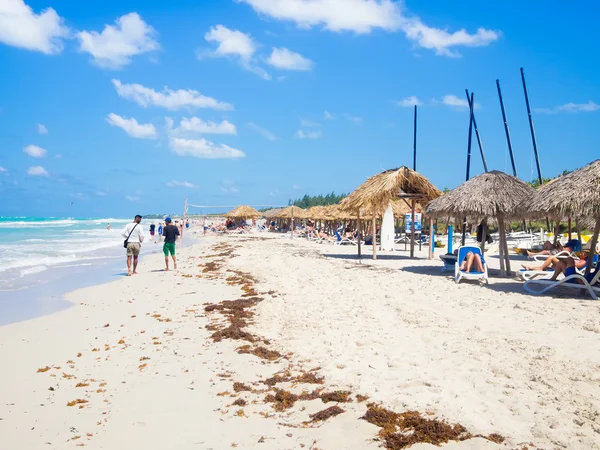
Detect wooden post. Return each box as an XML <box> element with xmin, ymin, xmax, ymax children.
<box><xmin>357</xmin><ymin>209</ymin><xmax>362</xmax><ymax>260</ymax></box>
<box><xmin>568</xmin><ymin>218</ymin><xmax>572</xmax><ymax>240</ymax></box>
<box><xmin>498</xmin><ymin>219</ymin><xmax>506</xmax><ymax>276</ymax></box>
<box><xmin>410</xmin><ymin>199</ymin><xmax>416</xmax><ymax>258</ymax></box>
<box><xmin>503</xmin><ymin>220</ymin><xmax>512</xmax><ymax>275</ymax></box>
<box><xmin>372</xmin><ymin>206</ymin><xmax>377</xmax><ymax>260</ymax></box>
<box><xmin>585</xmin><ymin>218</ymin><xmax>600</xmax><ymax>276</ymax></box>
<box><xmin>428</xmin><ymin>217</ymin><xmax>434</xmax><ymax>259</ymax></box>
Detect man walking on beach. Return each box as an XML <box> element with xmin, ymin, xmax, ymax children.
<box><xmin>162</xmin><ymin>217</ymin><xmax>180</xmax><ymax>271</ymax></box>
<box><xmin>122</xmin><ymin>215</ymin><xmax>145</xmax><ymax>276</ymax></box>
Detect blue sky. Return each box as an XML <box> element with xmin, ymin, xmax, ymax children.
<box><xmin>1</xmin><ymin>0</ymin><xmax>599</xmax><ymax>217</ymax></box>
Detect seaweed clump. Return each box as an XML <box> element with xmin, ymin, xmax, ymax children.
<box><xmin>361</xmin><ymin>404</ymin><xmax>472</xmax><ymax>449</ymax></box>
<box><xmin>264</xmin><ymin>389</ymin><xmax>299</xmax><ymax>411</ymax></box>
<box><xmin>237</xmin><ymin>345</ymin><xmax>281</xmax><ymax>361</ymax></box>
<box><xmin>309</xmin><ymin>405</ymin><xmax>345</xmax><ymax>423</ymax></box>
<box><xmin>320</xmin><ymin>391</ymin><xmax>352</xmax><ymax>403</ymax></box>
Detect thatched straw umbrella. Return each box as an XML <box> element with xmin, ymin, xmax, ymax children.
<box><xmin>526</xmin><ymin>159</ymin><xmax>600</xmax><ymax>275</ymax></box>
<box><xmin>262</xmin><ymin>208</ymin><xmax>282</xmax><ymax>219</ymax></box>
<box><xmin>426</xmin><ymin>170</ymin><xmax>535</xmax><ymax>275</ymax></box>
<box><xmin>224</xmin><ymin>205</ymin><xmax>261</xmax><ymax>220</ymax></box>
<box><xmin>340</xmin><ymin>166</ymin><xmax>441</xmax><ymax>259</ymax></box>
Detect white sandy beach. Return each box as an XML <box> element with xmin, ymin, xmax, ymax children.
<box><xmin>1</xmin><ymin>233</ymin><xmax>599</xmax><ymax>449</ymax></box>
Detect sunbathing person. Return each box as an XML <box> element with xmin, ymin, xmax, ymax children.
<box><xmin>524</xmin><ymin>241</ymin><xmax>563</xmax><ymax>257</ymax></box>
<box><xmin>522</xmin><ymin>243</ymin><xmax>583</xmax><ymax>271</ymax></box>
<box><xmin>547</xmin><ymin>255</ymin><xmax>598</xmax><ymax>284</ymax></box>
<box><xmin>459</xmin><ymin>251</ymin><xmax>485</xmax><ymax>273</ymax></box>
<box><xmin>318</xmin><ymin>229</ymin><xmax>336</xmax><ymax>241</ymax></box>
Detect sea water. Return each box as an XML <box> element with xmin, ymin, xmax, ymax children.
<box><xmin>0</xmin><ymin>217</ymin><xmax>132</xmax><ymax>291</ymax></box>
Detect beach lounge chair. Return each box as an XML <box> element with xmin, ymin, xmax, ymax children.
<box><xmin>524</xmin><ymin>268</ymin><xmax>600</xmax><ymax>300</ymax></box>
<box><xmin>334</xmin><ymin>231</ymin><xmax>356</xmax><ymax>245</ymax></box>
<box><xmin>455</xmin><ymin>246</ymin><xmax>489</xmax><ymax>284</ymax></box>
<box><xmin>518</xmin><ymin>268</ymin><xmax>554</xmax><ymax>281</ymax></box>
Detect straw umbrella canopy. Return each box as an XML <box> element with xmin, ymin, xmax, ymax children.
<box><xmin>275</xmin><ymin>206</ymin><xmax>307</xmax><ymax>219</ymax></box>
<box><xmin>262</xmin><ymin>208</ymin><xmax>283</xmax><ymax>219</ymax></box>
<box><xmin>340</xmin><ymin>166</ymin><xmax>441</xmax><ymax>259</ymax></box>
<box><xmin>426</xmin><ymin>170</ymin><xmax>535</xmax><ymax>275</ymax></box>
<box><xmin>526</xmin><ymin>159</ymin><xmax>600</xmax><ymax>275</ymax></box>
<box><xmin>305</xmin><ymin>206</ymin><xmax>328</xmax><ymax>220</ymax></box>
<box><xmin>224</xmin><ymin>205</ymin><xmax>261</xmax><ymax>220</ymax></box>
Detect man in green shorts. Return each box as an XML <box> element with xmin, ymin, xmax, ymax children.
<box><xmin>162</xmin><ymin>217</ymin><xmax>180</xmax><ymax>271</ymax></box>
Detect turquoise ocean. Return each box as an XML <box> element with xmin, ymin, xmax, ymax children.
<box><xmin>0</xmin><ymin>217</ymin><xmax>132</xmax><ymax>291</ymax></box>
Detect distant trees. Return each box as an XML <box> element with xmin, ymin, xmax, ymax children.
<box><xmin>527</xmin><ymin>169</ymin><xmax>572</xmax><ymax>188</ymax></box>
<box><xmin>290</xmin><ymin>192</ymin><xmax>348</xmax><ymax>208</ymax></box>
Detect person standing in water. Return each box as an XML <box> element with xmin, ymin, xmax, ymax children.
<box><xmin>157</xmin><ymin>222</ymin><xmax>163</xmax><ymax>243</ymax></box>
<box><xmin>149</xmin><ymin>222</ymin><xmax>156</xmax><ymax>242</ymax></box>
<box><xmin>162</xmin><ymin>217</ymin><xmax>180</xmax><ymax>271</ymax></box>
<box><xmin>121</xmin><ymin>215</ymin><xmax>144</xmax><ymax>276</ymax></box>
<box><xmin>107</xmin><ymin>223</ymin><xmax>111</xmax><ymax>230</ymax></box>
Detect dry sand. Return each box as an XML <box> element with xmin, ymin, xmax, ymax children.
<box><xmin>1</xmin><ymin>233</ymin><xmax>599</xmax><ymax>449</ymax></box>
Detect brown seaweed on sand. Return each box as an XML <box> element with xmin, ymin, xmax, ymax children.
<box><xmin>308</xmin><ymin>405</ymin><xmax>345</xmax><ymax>423</ymax></box>
<box><xmin>233</xmin><ymin>382</ymin><xmax>251</xmax><ymax>392</ymax></box>
<box><xmin>237</xmin><ymin>345</ymin><xmax>281</xmax><ymax>361</ymax></box>
<box><xmin>320</xmin><ymin>391</ymin><xmax>352</xmax><ymax>403</ymax></box>
<box><xmin>264</xmin><ymin>389</ymin><xmax>299</xmax><ymax>411</ymax></box>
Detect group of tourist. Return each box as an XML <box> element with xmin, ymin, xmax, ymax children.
<box><xmin>121</xmin><ymin>215</ymin><xmax>182</xmax><ymax>275</ymax></box>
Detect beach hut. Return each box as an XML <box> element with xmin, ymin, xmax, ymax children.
<box><xmin>224</xmin><ymin>205</ymin><xmax>261</xmax><ymax>220</ymax></box>
<box><xmin>340</xmin><ymin>166</ymin><xmax>441</xmax><ymax>259</ymax></box>
<box><xmin>526</xmin><ymin>159</ymin><xmax>600</xmax><ymax>275</ymax></box>
<box><xmin>426</xmin><ymin>170</ymin><xmax>534</xmax><ymax>276</ymax></box>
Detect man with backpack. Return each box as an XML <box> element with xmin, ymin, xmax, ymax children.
<box><xmin>122</xmin><ymin>215</ymin><xmax>145</xmax><ymax>276</ymax></box>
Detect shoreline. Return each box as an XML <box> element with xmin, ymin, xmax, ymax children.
<box><xmin>1</xmin><ymin>234</ymin><xmax>598</xmax><ymax>449</ymax></box>
<box><xmin>0</xmin><ymin>232</ymin><xmax>201</xmax><ymax>326</ymax></box>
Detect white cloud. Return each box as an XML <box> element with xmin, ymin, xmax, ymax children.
<box><xmin>169</xmin><ymin>137</ymin><xmax>246</xmax><ymax>159</ymax></box>
<box><xmin>106</xmin><ymin>113</ymin><xmax>157</xmax><ymax>139</ymax></box>
<box><xmin>0</xmin><ymin>166</ymin><xmax>8</xmax><ymax>174</ymax></box>
<box><xmin>247</xmin><ymin>122</ymin><xmax>276</xmax><ymax>141</ymax></box>
<box><xmin>400</xmin><ymin>19</ymin><xmax>500</xmax><ymax>57</ymax></box>
<box><xmin>24</xmin><ymin>144</ymin><xmax>47</xmax><ymax>158</ymax></box>
<box><xmin>438</xmin><ymin>94</ymin><xmax>480</xmax><ymax>110</ymax></box>
<box><xmin>203</xmin><ymin>24</ymin><xmax>270</xmax><ymax>80</ymax></box>
<box><xmin>324</xmin><ymin>110</ymin><xmax>335</xmax><ymax>120</ymax></box>
<box><xmin>344</xmin><ymin>113</ymin><xmax>362</xmax><ymax>123</ymax></box>
<box><xmin>238</xmin><ymin>0</ymin><xmax>499</xmax><ymax>56</ymax></box>
<box><xmin>54</xmin><ymin>154</ymin><xmax>62</xmax><ymax>159</ymax></box>
<box><xmin>292</xmin><ymin>184</ymin><xmax>301</xmax><ymax>190</ymax></box>
<box><xmin>27</xmin><ymin>165</ymin><xmax>48</xmax><ymax>176</ymax></box>
<box><xmin>125</xmin><ymin>195</ymin><xmax>139</xmax><ymax>202</ymax></box>
<box><xmin>70</xmin><ymin>192</ymin><xmax>87</xmax><ymax>200</ymax></box>
<box><xmin>266</xmin><ymin>47</ymin><xmax>314</xmax><ymax>71</ymax></box>
<box><xmin>112</xmin><ymin>79</ymin><xmax>233</xmax><ymax>111</ymax></box>
<box><xmin>296</xmin><ymin>129</ymin><xmax>321</xmax><ymax>139</ymax></box>
<box><xmin>166</xmin><ymin>116</ymin><xmax>236</xmax><ymax>135</ymax></box>
<box><xmin>237</xmin><ymin>0</ymin><xmax>401</xmax><ymax>33</ymax></box>
<box><xmin>535</xmin><ymin>101</ymin><xmax>600</xmax><ymax>114</ymax></box>
<box><xmin>396</xmin><ymin>96</ymin><xmax>421</xmax><ymax>107</ymax></box>
<box><xmin>299</xmin><ymin>117</ymin><xmax>321</xmax><ymax>128</ymax></box>
<box><xmin>166</xmin><ymin>180</ymin><xmax>197</xmax><ymax>188</ymax></box>
<box><xmin>0</xmin><ymin>0</ymin><xmax>69</xmax><ymax>54</ymax></box>
<box><xmin>221</xmin><ymin>186</ymin><xmax>240</xmax><ymax>194</ymax></box>
<box><xmin>37</xmin><ymin>123</ymin><xmax>48</xmax><ymax>134</ymax></box>
<box><xmin>77</xmin><ymin>13</ymin><xmax>159</xmax><ymax>69</ymax></box>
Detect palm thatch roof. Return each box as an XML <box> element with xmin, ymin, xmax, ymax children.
<box><xmin>426</xmin><ymin>170</ymin><xmax>534</xmax><ymax>220</ymax></box>
<box><xmin>262</xmin><ymin>208</ymin><xmax>283</xmax><ymax>218</ymax></box>
<box><xmin>340</xmin><ymin>166</ymin><xmax>441</xmax><ymax>213</ymax></box>
<box><xmin>224</xmin><ymin>205</ymin><xmax>261</xmax><ymax>219</ymax></box>
<box><xmin>275</xmin><ymin>206</ymin><xmax>307</xmax><ymax>219</ymax></box>
<box><xmin>527</xmin><ymin>159</ymin><xmax>600</xmax><ymax>220</ymax></box>
<box><xmin>305</xmin><ymin>206</ymin><xmax>329</xmax><ymax>220</ymax></box>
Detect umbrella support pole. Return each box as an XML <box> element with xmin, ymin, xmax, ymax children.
<box><xmin>428</xmin><ymin>218</ymin><xmax>434</xmax><ymax>259</ymax></box>
<box><xmin>585</xmin><ymin>219</ymin><xmax>600</xmax><ymax>276</ymax></box>
<box><xmin>410</xmin><ymin>200</ymin><xmax>416</xmax><ymax>258</ymax></box>
<box><xmin>498</xmin><ymin>220</ymin><xmax>506</xmax><ymax>276</ymax></box>
<box><xmin>499</xmin><ymin>219</ymin><xmax>511</xmax><ymax>276</ymax></box>
<box><xmin>357</xmin><ymin>210</ymin><xmax>362</xmax><ymax>260</ymax></box>
<box><xmin>372</xmin><ymin>207</ymin><xmax>377</xmax><ymax>260</ymax></box>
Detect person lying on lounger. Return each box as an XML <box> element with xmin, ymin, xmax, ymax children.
<box><xmin>459</xmin><ymin>251</ymin><xmax>485</xmax><ymax>273</ymax></box>
<box><xmin>522</xmin><ymin>247</ymin><xmax>586</xmax><ymax>272</ymax></box>
<box><xmin>318</xmin><ymin>229</ymin><xmax>336</xmax><ymax>241</ymax></box>
<box><xmin>547</xmin><ymin>255</ymin><xmax>598</xmax><ymax>284</ymax></box>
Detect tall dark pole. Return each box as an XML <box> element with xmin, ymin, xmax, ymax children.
<box><xmin>462</xmin><ymin>92</ymin><xmax>475</xmax><ymax>246</ymax></box>
<box><xmin>496</xmin><ymin>79</ymin><xmax>518</xmax><ymax>177</ymax></box>
<box><xmin>520</xmin><ymin>67</ymin><xmax>551</xmax><ymax>232</ymax></box>
<box><xmin>465</xmin><ymin>89</ymin><xmax>488</xmax><ymax>173</ymax></box>
<box><xmin>520</xmin><ymin>67</ymin><xmax>544</xmax><ymax>185</ymax></box>
<box><xmin>413</xmin><ymin>105</ymin><xmax>417</xmax><ymax>171</ymax></box>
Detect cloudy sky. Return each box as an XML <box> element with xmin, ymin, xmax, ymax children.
<box><xmin>1</xmin><ymin>0</ymin><xmax>598</xmax><ymax>216</ymax></box>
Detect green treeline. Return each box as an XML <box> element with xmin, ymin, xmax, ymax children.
<box><xmin>290</xmin><ymin>192</ymin><xmax>348</xmax><ymax>208</ymax></box>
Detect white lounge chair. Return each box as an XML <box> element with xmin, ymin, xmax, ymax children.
<box><xmin>524</xmin><ymin>268</ymin><xmax>600</xmax><ymax>300</ymax></box>
<box><xmin>518</xmin><ymin>268</ymin><xmax>554</xmax><ymax>281</ymax></box>
<box><xmin>334</xmin><ymin>231</ymin><xmax>356</xmax><ymax>245</ymax></box>
<box><xmin>455</xmin><ymin>246</ymin><xmax>489</xmax><ymax>284</ymax></box>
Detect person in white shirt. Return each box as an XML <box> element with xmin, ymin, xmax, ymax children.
<box><xmin>122</xmin><ymin>215</ymin><xmax>145</xmax><ymax>276</ymax></box>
